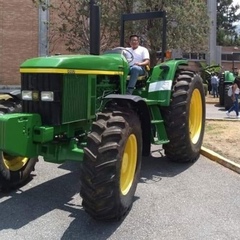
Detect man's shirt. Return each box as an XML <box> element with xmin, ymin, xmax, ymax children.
<box><xmin>126</xmin><ymin>46</ymin><xmax>150</xmax><ymax>67</ymax></box>
<box><xmin>211</xmin><ymin>76</ymin><xmax>218</xmax><ymax>85</ymax></box>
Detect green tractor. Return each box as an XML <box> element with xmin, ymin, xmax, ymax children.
<box><xmin>219</xmin><ymin>70</ymin><xmax>236</xmax><ymax>109</ymax></box>
<box><xmin>0</xmin><ymin>5</ymin><xmax>205</xmax><ymax>221</ymax></box>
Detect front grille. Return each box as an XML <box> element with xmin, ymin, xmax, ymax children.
<box><xmin>62</xmin><ymin>74</ymin><xmax>89</xmax><ymax>123</ymax></box>
<box><xmin>21</xmin><ymin>73</ymin><xmax>63</xmax><ymax>125</ymax></box>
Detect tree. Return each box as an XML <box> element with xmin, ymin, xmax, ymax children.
<box><xmin>32</xmin><ymin>0</ymin><xmax>209</xmax><ymax>65</ymax></box>
<box><xmin>133</xmin><ymin>0</ymin><xmax>209</xmax><ymax>64</ymax></box>
<box><xmin>217</xmin><ymin>0</ymin><xmax>240</xmax><ymax>46</ymax></box>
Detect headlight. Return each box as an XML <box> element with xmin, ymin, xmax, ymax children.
<box><xmin>22</xmin><ymin>90</ymin><xmax>32</xmax><ymax>100</ymax></box>
<box><xmin>41</xmin><ymin>91</ymin><xmax>54</xmax><ymax>101</ymax></box>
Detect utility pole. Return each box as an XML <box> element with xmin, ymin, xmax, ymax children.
<box><xmin>38</xmin><ymin>0</ymin><xmax>49</xmax><ymax>56</ymax></box>
<box><xmin>207</xmin><ymin>0</ymin><xmax>218</xmax><ymax>65</ymax></box>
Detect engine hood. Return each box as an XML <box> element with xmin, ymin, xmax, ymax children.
<box><xmin>20</xmin><ymin>53</ymin><xmax>129</xmax><ymax>75</ymax></box>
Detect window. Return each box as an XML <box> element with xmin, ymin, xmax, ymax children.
<box><xmin>221</xmin><ymin>53</ymin><xmax>240</xmax><ymax>61</ymax></box>
<box><xmin>190</xmin><ymin>53</ymin><xmax>198</xmax><ymax>59</ymax></box>
<box><xmin>182</xmin><ymin>52</ymin><xmax>206</xmax><ymax>60</ymax></box>
<box><xmin>182</xmin><ymin>53</ymin><xmax>190</xmax><ymax>59</ymax></box>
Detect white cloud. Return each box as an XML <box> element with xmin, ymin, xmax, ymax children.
<box><xmin>232</xmin><ymin>0</ymin><xmax>240</xmax><ymax>13</ymax></box>
<box><xmin>232</xmin><ymin>0</ymin><xmax>239</xmax><ymax>6</ymax></box>
<box><xmin>232</xmin><ymin>0</ymin><xmax>240</xmax><ymax>23</ymax></box>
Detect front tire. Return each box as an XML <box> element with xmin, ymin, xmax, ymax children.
<box><xmin>0</xmin><ymin>152</ymin><xmax>38</xmax><ymax>190</ymax></box>
<box><xmin>0</xmin><ymin>95</ymin><xmax>37</xmax><ymax>190</ymax></box>
<box><xmin>161</xmin><ymin>70</ymin><xmax>205</xmax><ymax>162</ymax></box>
<box><xmin>80</xmin><ymin>107</ymin><xmax>142</xmax><ymax>221</ymax></box>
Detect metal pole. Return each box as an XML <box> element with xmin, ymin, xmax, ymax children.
<box><xmin>120</xmin><ymin>15</ymin><xmax>124</xmax><ymax>47</ymax></box>
<box><xmin>232</xmin><ymin>52</ymin><xmax>235</xmax><ymax>72</ymax></box>
<box><xmin>89</xmin><ymin>0</ymin><xmax>100</xmax><ymax>55</ymax></box>
<box><xmin>161</xmin><ymin>11</ymin><xmax>167</xmax><ymax>63</ymax></box>
<box><xmin>38</xmin><ymin>0</ymin><xmax>49</xmax><ymax>56</ymax></box>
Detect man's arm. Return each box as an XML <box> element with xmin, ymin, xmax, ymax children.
<box><xmin>134</xmin><ymin>59</ymin><xmax>150</xmax><ymax>66</ymax></box>
<box><xmin>135</xmin><ymin>47</ymin><xmax>150</xmax><ymax>66</ymax></box>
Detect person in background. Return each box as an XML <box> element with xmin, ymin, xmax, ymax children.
<box><xmin>126</xmin><ymin>34</ymin><xmax>150</xmax><ymax>94</ymax></box>
<box><xmin>210</xmin><ymin>72</ymin><xmax>219</xmax><ymax>98</ymax></box>
<box><xmin>226</xmin><ymin>77</ymin><xmax>240</xmax><ymax>118</ymax></box>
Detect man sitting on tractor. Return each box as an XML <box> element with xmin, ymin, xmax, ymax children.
<box><xmin>126</xmin><ymin>34</ymin><xmax>150</xmax><ymax>94</ymax></box>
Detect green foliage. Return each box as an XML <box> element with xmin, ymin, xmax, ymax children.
<box><xmin>32</xmin><ymin>0</ymin><xmax>52</xmax><ymax>10</ymax></box>
<box><xmin>199</xmin><ymin>63</ymin><xmax>222</xmax><ymax>86</ymax></box>
<box><xmin>32</xmin><ymin>0</ymin><xmax>209</xmax><ymax>59</ymax></box>
<box><xmin>130</xmin><ymin>0</ymin><xmax>209</xmax><ymax>65</ymax></box>
<box><xmin>217</xmin><ymin>0</ymin><xmax>240</xmax><ymax>46</ymax></box>
<box><xmin>43</xmin><ymin>0</ymin><xmax>136</xmax><ymax>53</ymax></box>
<box><xmin>164</xmin><ymin>0</ymin><xmax>209</xmax><ymax>53</ymax></box>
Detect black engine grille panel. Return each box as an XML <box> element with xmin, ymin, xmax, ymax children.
<box><xmin>21</xmin><ymin>73</ymin><xmax>63</xmax><ymax>125</ymax></box>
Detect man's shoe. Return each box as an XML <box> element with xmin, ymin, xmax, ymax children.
<box><xmin>226</xmin><ymin>111</ymin><xmax>230</xmax><ymax>117</ymax></box>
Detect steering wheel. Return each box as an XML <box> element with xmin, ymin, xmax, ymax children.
<box><xmin>112</xmin><ymin>47</ymin><xmax>134</xmax><ymax>63</ymax></box>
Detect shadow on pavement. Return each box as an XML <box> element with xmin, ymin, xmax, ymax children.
<box><xmin>214</xmin><ymin>104</ymin><xmax>225</xmax><ymax>110</ymax></box>
<box><xmin>0</xmin><ymin>162</ymin><xmax>82</xmax><ymax>228</ymax></box>
<box><xmin>0</xmin><ymin>150</ymin><xmax>197</xmax><ymax>239</ymax></box>
<box><xmin>140</xmin><ymin>147</ymin><xmax>194</xmax><ymax>184</ymax></box>
<box><xmin>0</xmin><ymin>161</ymin><xmax>126</xmax><ymax>239</ymax></box>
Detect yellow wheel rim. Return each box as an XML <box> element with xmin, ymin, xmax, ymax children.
<box><xmin>189</xmin><ymin>89</ymin><xmax>202</xmax><ymax>144</ymax></box>
<box><xmin>120</xmin><ymin>134</ymin><xmax>137</xmax><ymax>195</ymax></box>
<box><xmin>3</xmin><ymin>153</ymin><xmax>28</xmax><ymax>171</ymax></box>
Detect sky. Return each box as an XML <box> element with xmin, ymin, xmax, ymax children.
<box><xmin>232</xmin><ymin>0</ymin><xmax>240</xmax><ymax>13</ymax></box>
<box><xmin>232</xmin><ymin>0</ymin><xmax>239</xmax><ymax>5</ymax></box>
<box><xmin>232</xmin><ymin>0</ymin><xmax>240</xmax><ymax>30</ymax></box>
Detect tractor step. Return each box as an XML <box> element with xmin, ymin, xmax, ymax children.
<box><xmin>148</xmin><ymin>104</ymin><xmax>169</xmax><ymax>145</ymax></box>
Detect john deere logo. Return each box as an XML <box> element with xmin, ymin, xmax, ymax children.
<box><xmin>32</xmin><ymin>91</ymin><xmax>39</xmax><ymax>101</ymax></box>
<box><xmin>68</xmin><ymin>69</ymin><xmax>75</xmax><ymax>74</ymax></box>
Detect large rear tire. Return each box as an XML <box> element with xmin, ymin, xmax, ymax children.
<box><xmin>80</xmin><ymin>107</ymin><xmax>142</xmax><ymax>221</ymax></box>
<box><xmin>161</xmin><ymin>70</ymin><xmax>205</xmax><ymax>162</ymax></box>
<box><xmin>0</xmin><ymin>153</ymin><xmax>37</xmax><ymax>190</ymax></box>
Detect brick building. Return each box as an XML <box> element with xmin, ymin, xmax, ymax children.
<box><xmin>0</xmin><ymin>0</ymin><xmax>76</xmax><ymax>86</ymax></box>
<box><xmin>221</xmin><ymin>46</ymin><xmax>240</xmax><ymax>73</ymax></box>
<box><xmin>0</xmin><ymin>1</ymin><xmax>239</xmax><ymax>86</ymax></box>
<box><xmin>0</xmin><ymin>0</ymin><xmax>38</xmax><ymax>85</ymax></box>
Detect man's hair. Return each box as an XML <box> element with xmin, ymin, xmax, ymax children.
<box><xmin>129</xmin><ymin>34</ymin><xmax>140</xmax><ymax>40</ymax></box>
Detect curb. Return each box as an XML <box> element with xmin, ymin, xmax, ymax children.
<box><xmin>206</xmin><ymin>118</ymin><xmax>239</xmax><ymax>122</ymax></box>
<box><xmin>200</xmin><ymin>146</ymin><xmax>240</xmax><ymax>174</ymax></box>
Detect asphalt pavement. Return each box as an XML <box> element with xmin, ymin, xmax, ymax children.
<box><xmin>0</xmin><ymin>98</ymin><xmax>239</xmax><ymax>239</ymax></box>
<box><xmin>0</xmin><ymin>152</ymin><xmax>240</xmax><ymax>240</ymax></box>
